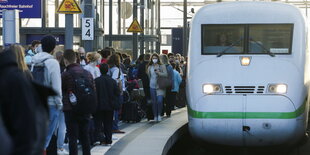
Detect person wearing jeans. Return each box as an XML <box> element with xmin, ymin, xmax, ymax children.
<box><xmin>108</xmin><ymin>54</ymin><xmax>125</xmax><ymax>133</ymax></box>
<box><xmin>57</xmin><ymin>111</ymin><xmax>68</xmax><ymax>154</ymax></box>
<box><xmin>44</xmin><ymin>106</ymin><xmax>60</xmax><ymax>149</ymax></box>
<box><xmin>150</xmin><ymin>88</ymin><xmax>164</xmax><ymax>121</ymax></box>
<box><xmin>147</xmin><ymin>53</ymin><xmax>168</xmax><ymax>122</ymax></box>
<box><xmin>32</xmin><ymin>36</ymin><xmax>63</xmax><ymax>152</ymax></box>
<box><xmin>112</xmin><ymin>95</ymin><xmax>123</xmax><ymax>132</ymax></box>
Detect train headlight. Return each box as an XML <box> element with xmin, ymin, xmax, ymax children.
<box><xmin>203</xmin><ymin>84</ymin><xmax>222</xmax><ymax>94</ymax></box>
<box><xmin>240</xmin><ymin>56</ymin><xmax>251</xmax><ymax>66</ymax></box>
<box><xmin>268</xmin><ymin>84</ymin><xmax>287</xmax><ymax>94</ymax></box>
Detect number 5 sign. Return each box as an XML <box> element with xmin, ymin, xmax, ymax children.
<box><xmin>82</xmin><ymin>18</ymin><xmax>94</xmax><ymax>40</ymax></box>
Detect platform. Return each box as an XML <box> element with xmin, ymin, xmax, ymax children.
<box><xmin>90</xmin><ymin>108</ymin><xmax>188</xmax><ymax>155</ymax></box>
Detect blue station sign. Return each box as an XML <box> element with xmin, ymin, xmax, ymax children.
<box><xmin>26</xmin><ymin>34</ymin><xmax>65</xmax><ymax>45</ymax></box>
<box><xmin>0</xmin><ymin>0</ymin><xmax>42</xmax><ymax>18</ymax></box>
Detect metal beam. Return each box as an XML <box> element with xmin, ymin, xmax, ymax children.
<box><xmin>65</xmin><ymin>14</ymin><xmax>73</xmax><ymax>50</ymax></box>
<box><xmin>109</xmin><ymin>0</ymin><xmax>113</xmax><ymax>46</ymax></box>
<box><xmin>133</xmin><ymin>0</ymin><xmax>138</xmax><ymax>59</ymax></box>
<box><xmin>140</xmin><ymin>0</ymin><xmax>145</xmax><ymax>55</ymax></box>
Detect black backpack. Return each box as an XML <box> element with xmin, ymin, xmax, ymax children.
<box><xmin>69</xmin><ymin>69</ymin><xmax>97</xmax><ymax>114</ymax></box>
<box><xmin>31</xmin><ymin>58</ymin><xmax>50</xmax><ymax>85</ymax></box>
<box><xmin>128</xmin><ymin>65</ymin><xmax>139</xmax><ymax>80</ymax></box>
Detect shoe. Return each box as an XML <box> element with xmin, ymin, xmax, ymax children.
<box><xmin>93</xmin><ymin>141</ymin><xmax>101</xmax><ymax>146</ymax></box>
<box><xmin>100</xmin><ymin>141</ymin><xmax>112</xmax><ymax>146</ymax></box>
<box><xmin>112</xmin><ymin>130</ymin><xmax>125</xmax><ymax>134</ymax></box>
<box><xmin>154</xmin><ymin>116</ymin><xmax>158</xmax><ymax>121</ymax></box>
<box><xmin>112</xmin><ymin>135</ymin><xmax>118</xmax><ymax>140</ymax></box>
<box><xmin>57</xmin><ymin>148</ymin><xmax>69</xmax><ymax>155</ymax></box>
<box><xmin>158</xmin><ymin>116</ymin><xmax>162</xmax><ymax>122</ymax></box>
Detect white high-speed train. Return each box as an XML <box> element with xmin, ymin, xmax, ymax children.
<box><xmin>187</xmin><ymin>2</ymin><xmax>310</xmax><ymax>146</ymax></box>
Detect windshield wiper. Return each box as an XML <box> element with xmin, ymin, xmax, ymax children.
<box><xmin>217</xmin><ymin>38</ymin><xmax>243</xmax><ymax>57</ymax></box>
<box><xmin>249</xmin><ymin>38</ymin><xmax>275</xmax><ymax>57</ymax></box>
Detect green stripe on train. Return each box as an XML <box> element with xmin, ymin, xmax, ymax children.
<box><xmin>188</xmin><ymin>100</ymin><xmax>307</xmax><ymax>119</ymax></box>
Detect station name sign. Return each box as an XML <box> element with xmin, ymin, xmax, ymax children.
<box><xmin>0</xmin><ymin>0</ymin><xmax>41</xmax><ymax>18</ymax></box>
<box><xmin>0</xmin><ymin>5</ymin><xmax>35</xmax><ymax>9</ymax></box>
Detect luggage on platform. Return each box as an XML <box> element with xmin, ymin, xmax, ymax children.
<box><xmin>122</xmin><ymin>101</ymin><xmax>145</xmax><ymax>123</ymax></box>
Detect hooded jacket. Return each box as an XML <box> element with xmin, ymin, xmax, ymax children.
<box><xmin>32</xmin><ymin>52</ymin><xmax>63</xmax><ymax>108</ymax></box>
<box><xmin>95</xmin><ymin>74</ymin><xmax>120</xmax><ymax>111</ymax></box>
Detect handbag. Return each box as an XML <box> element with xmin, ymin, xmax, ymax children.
<box><xmin>157</xmin><ymin>65</ymin><xmax>172</xmax><ymax>89</ymax></box>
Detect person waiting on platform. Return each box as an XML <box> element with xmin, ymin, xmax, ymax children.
<box><xmin>25</xmin><ymin>40</ymin><xmax>41</xmax><ymax>65</ymax></box>
<box><xmin>108</xmin><ymin>54</ymin><xmax>126</xmax><ymax>134</ymax></box>
<box><xmin>84</xmin><ymin>52</ymin><xmax>101</xmax><ymax>79</ymax></box>
<box><xmin>94</xmin><ymin>63</ymin><xmax>120</xmax><ymax>145</ymax></box>
<box><xmin>78</xmin><ymin>47</ymin><xmax>87</xmax><ymax>67</ymax></box>
<box><xmin>147</xmin><ymin>53</ymin><xmax>168</xmax><ymax>122</ymax></box>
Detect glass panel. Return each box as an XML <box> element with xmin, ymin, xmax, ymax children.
<box><xmin>47</xmin><ymin>0</ymin><xmax>55</xmax><ymax>27</ymax></box>
<box><xmin>59</xmin><ymin>14</ymin><xmax>65</xmax><ymax>27</ymax></box>
<box><xmin>202</xmin><ymin>24</ymin><xmax>244</xmax><ymax>54</ymax></box>
<box><xmin>21</xmin><ymin>18</ymin><xmax>42</xmax><ymax>27</ymax></box>
<box><xmin>248</xmin><ymin>24</ymin><xmax>293</xmax><ymax>54</ymax></box>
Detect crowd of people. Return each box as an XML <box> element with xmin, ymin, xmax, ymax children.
<box><xmin>0</xmin><ymin>35</ymin><xmax>187</xmax><ymax>155</ymax></box>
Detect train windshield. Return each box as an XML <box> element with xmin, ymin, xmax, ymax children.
<box><xmin>248</xmin><ymin>24</ymin><xmax>293</xmax><ymax>54</ymax></box>
<box><xmin>201</xmin><ymin>24</ymin><xmax>293</xmax><ymax>55</ymax></box>
<box><xmin>202</xmin><ymin>24</ymin><xmax>244</xmax><ymax>54</ymax></box>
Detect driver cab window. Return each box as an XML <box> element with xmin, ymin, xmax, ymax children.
<box><xmin>248</xmin><ymin>24</ymin><xmax>293</xmax><ymax>54</ymax></box>
<box><xmin>202</xmin><ymin>25</ymin><xmax>244</xmax><ymax>54</ymax></box>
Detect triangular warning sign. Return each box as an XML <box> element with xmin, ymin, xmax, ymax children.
<box><xmin>57</xmin><ymin>0</ymin><xmax>82</xmax><ymax>14</ymax></box>
<box><xmin>127</xmin><ymin>19</ymin><xmax>143</xmax><ymax>33</ymax></box>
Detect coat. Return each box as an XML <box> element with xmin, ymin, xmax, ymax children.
<box><xmin>137</xmin><ymin>60</ymin><xmax>150</xmax><ymax>90</ymax></box>
<box><xmin>0</xmin><ymin>50</ymin><xmax>53</xmax><ymax>155</ymax></box>
<box><xmin>95</xmin><ymin>75</ymin><xmax>120</xmax><ymax>111</ymax></box>
<box><xmin>147</xmin><ymin>64</ymin><xmax>168</xmax><ymax>96</ymax></box>
<box><xmin>32</xmin><ymin>52</ymin><xmax>63</xmax><ymax>109</ymax></box>
<box><xmin>61</xmin><ymin>63</ymin><xmax>94</xmax><ymax>111</ymax></box>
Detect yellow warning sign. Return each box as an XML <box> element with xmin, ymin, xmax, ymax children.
<box><xmin>127</xmin><ymin>19</ymin><xmax>143</xmax><ymax>33</ymax></box>
<box><xmin>57</xmin><ymin>0</ymin><xmax>82</xmax><ymax>14</ymax></box>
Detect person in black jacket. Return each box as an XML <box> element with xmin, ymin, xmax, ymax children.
<box><xmin>137</xmin><ymin>53</ymin><xmax>153</xmax><ymax>120</ymax></box>
<box><xmin>0</xmin><ymin>107</ymin><xmax>12</xmax><ymax>155</ymax></box>
<box><xmin>0</xmin><ymin>48</ymin><xmax>52</xmax><ymax>155</ymax></box>
<box><xmin>94</xmin><ymin>63</ymin><xmax>120</xmax><ymax>145</ymax></box>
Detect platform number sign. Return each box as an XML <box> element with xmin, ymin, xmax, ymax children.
<box><xmin>82</xmin><ymin>18</ymin><xmax>94</xmax><ymax>40</ymax></box>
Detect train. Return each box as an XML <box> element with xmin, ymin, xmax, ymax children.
<box><xmin>186</xmin><ymin>1</ymin><xmax>310</xmax><ymax>146</ymax></box>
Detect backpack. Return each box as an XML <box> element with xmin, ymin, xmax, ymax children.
<box><xmin>30</xmin><ymin>58</ymin><xmax>50</xmax><ymax>85</ymax></box>
<box><xmin>128</xmin><ymin>66</ymin><xmax>139</xmax><ymax>80</ymax></box>
<box><xmin>69</xmin><ymin>69</ymin><xmax>97</xmax><ymax>114</ymax></box>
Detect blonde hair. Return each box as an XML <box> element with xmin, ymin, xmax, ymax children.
<box><xmin>160</xmin><ymin>54</ymin><xmax>169</xmax><ymax>65</ymax></box>
<box><xmin>10</xmin><ymin>44</ymin><xmax>28</xmax><ymax>72</ymax></box>
<box><xmin>86</xmin><ymin>52</ymin><xmax>101</xmax><ymax>62</ymax></box>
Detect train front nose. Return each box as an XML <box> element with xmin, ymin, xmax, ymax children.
<box><xmin>188</xmin><ymin>95</ymin><xmax>304</xmax><ymax>146</ymax></box>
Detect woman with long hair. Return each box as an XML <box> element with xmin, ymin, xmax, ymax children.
<box><xmin>55</xmin><ymin>51</ymin><xmax>66</xmax><ymax>73</ymax></box>
<box><xmin>160</xmin><ymin>54</ymin><xmax>174</xmax><ymax>117</ymax></box>
<box><xmin>107</xmin><ymin>54</ymin><xmax>125</xmax><ymax>133</ymax></box>
<box><xmin>84</xmin><ymin>52</ymin><xmax>101</xmax><ymax>79</ymax></box>
<box><xmin>10</xmin><ymin>44</ymin><xmax>32</xmax><ymax>80</ymax></box>
<box><xmin>147</xmin><ymin>53</ymin><xmax>168</xmax><ymax>122</ymax></box>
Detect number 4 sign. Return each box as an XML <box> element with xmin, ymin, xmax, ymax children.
<box><xmin>82</xmin><ymin>18</ymin><xmax>94</xmax><ymax>40</ymax></box>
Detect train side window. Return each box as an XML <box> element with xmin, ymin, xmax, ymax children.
<box><xmin>248</xmin><ymin>24</ymin><xmax>293</xmax><ymax>54</ymax></box>
<box><xmin>202</xmin><ymin>24</ymin><xmax>244</xmax><ymax>55</ymax></box>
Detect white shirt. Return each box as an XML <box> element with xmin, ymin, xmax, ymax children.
<box><xmin>84</xmin><ymin>63</ymin><xmax>101</xmax><ymax>79</ymax></box>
